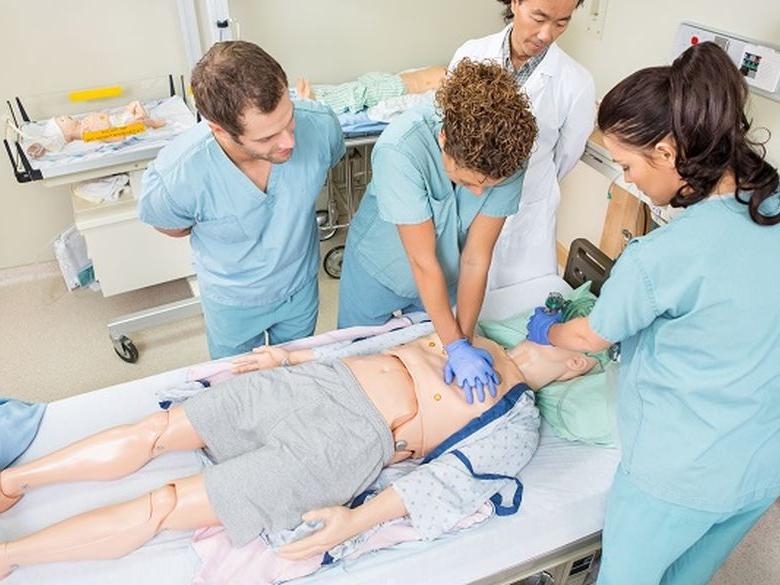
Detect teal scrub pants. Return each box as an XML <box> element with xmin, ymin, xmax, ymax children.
<box><xmin>598</xmin><ymin>466</ymin><xmax>777</xmax><ymax>585</ymax></box>
<box><xmin>201</xmin><ymin>277</ymin><xmax>319</xmax><ymax>359</ymax></box>
<box><xmin>337</xmin><ymin>246</ymin><xmax>426</xmax><ymax>328</ymax></box>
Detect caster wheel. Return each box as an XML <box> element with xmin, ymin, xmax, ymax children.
<box><xmin>316</xmin><ymin>210</ymin><xmax>337</xmax><ymax>241</ymax></box>
<box><xmin>324</xmin><ymin>246</ymin><xmax>344</xmax><ymax>279</ymax></box>
<box><xmin>112</xmin><ymin>335</ymin><xmax>139</xmax><ymax>363</ymax></box>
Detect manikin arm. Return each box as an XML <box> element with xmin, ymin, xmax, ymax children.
<box><xmin>232</xmin><ymin>322</ymin><xmax>436</xmax><ymax>374</ymax></box>
<box><xmin>278</xmin><ymin>487</ymin><xmax>407</xmax><ymax>561</ymax></box>
<box><xmin>232</xmin><ymin>345</ymin><xmax>315</xmax><ymax>373</ymax></box>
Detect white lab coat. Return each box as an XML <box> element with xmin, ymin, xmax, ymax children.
<box><xmin>450</xmin><ymin>25</ymin><xmax>595</xmax><ymax>290</ymax></box>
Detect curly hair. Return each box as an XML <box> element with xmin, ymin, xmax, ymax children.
<box><xmin>436</xmin><ymin>59</ymin><xmax>537</xmax><ymax>180</ymax></box>
<box><xmin>497</xmin><ymin>0</ymin><xmax>585</xmax><ymax>23</ymax></box>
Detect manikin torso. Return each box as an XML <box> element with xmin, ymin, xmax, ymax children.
<box><xmin>345</xmin><ymin>334</ymin><xmax>525</xmax><ymax>462</ymax></box>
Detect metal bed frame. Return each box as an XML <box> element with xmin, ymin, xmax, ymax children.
<box><xmin>318</xmin><ymin>134</ymin><xmax>379</xmax><ymax>278</ymax></box>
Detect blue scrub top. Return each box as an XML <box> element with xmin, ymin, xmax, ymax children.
<box><xmin>138</xmin><ymin>101</ymin><xmax>345</xmax><ymax>306</ymax></box>
<box><xmin>589</xmin><ymin>193</ymin><xmax>780</xmax><ymax>512</ymax></box>
<box><xmin>346</xmin><ymin>102</ymin><xmax>525</xmax><ymax>298</ymax></box>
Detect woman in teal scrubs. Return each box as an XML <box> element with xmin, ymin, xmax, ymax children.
<box><xmin>527</xmin><ymin>43</ymin><xmax>780</xmax><ymax>585</ymax></box>
<box><xmin>339</xmin><ymin>60</ymin><xmax>537</xmax><ymax>402</ymax></box>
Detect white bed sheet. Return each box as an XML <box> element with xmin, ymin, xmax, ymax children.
<box><xmin>0</xmin><ymin>275</ymin><xmax>620</xmax><ymax>585</ymax></box>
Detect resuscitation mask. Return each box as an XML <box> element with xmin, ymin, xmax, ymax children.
<box><xmin>543</xmin><ymin>291</ymin><xmax>620</xmax><ymax>362</ymax></box>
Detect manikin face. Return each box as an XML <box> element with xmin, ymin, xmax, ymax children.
<box><xmin>211</xmin><ymin>92</ymin><xmax>296</xmax><ymax>164</ymax></box>
<box><xmin>509</xmin><ymin>0</ymin><xmax>578</xmax><ymax>61</ymax></box>
<box><xmin>507</xmin><ymin>340</ymin><xmax>598</xmax><ymax>390</ymax></box>
<box><xmin>439</xmin><ymin>132</ymin><xmax>505</xmax><ymax>196</ymax></box>
<box><xmin>603</xmin><ymin>133</ymin><xmax>687</xmax><ymax>207</ymax></box>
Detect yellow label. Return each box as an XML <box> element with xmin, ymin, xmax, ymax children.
<box><xmin>68</xmin><ymin>86</ymin><xmax>124</xmax><ymax>102</ymax></box>
<box><xmin>82</xmin><ymin>122</ymin><xmax>146</xmax><ymax>142</ymax></box>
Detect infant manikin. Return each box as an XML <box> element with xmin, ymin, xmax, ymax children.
<box><xmin>26</xmin><ymin>101</ymin><xmax>166</xmax><ymax>158</ymax></box>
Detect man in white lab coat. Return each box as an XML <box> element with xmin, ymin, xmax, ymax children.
<box><xmin>450</xmin><ymin>0</ymin><xmax>595</xmax><ymax>289</ymax></box>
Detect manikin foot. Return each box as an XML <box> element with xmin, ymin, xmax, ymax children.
<box><xmin>296</xmin><ymin>78</ymin><xmax>315</xmax><ymax>100</ymax></box>
<box><xmin>0</xmin><ymin>474</ymin><xmax>21</xmax><ymax>514</ymax></box>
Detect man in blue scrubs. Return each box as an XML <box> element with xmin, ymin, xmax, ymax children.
<box><xmin>139</xmin><ymin>41</ymin><xmax>345</xmax><ymax>358</ymax></box>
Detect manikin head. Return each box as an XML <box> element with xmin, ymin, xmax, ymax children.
<box><xmin>499</xmin><ymin>0</ymin><xmax>583</xmax><ymax>62</ymax></box>
<box><xmin>192</xmin><ymin>41</ymin><xmax>295</xmax><ymax>164</ymax></box>
<box><xmin>436</xmin><ymin>59</ymin><xmax>537</xmax><ymax>196</ymax></box>
<box><xmin>507</xmin><ymin>340</ymin><xmax>598</xmax><ymax>390</ymax></box>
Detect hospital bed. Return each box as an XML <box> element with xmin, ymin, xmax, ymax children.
<box><xmin>0</xmin><ymin>273</ymin><xmax>620</xmax><ymax>585</ymax></box>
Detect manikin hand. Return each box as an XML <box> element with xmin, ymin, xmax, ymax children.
<box><xmin>277</xmin><ymin>506</ymin><xmax>358</xmax><ymax>561</ymax></box>
<box><xmin>443</xmin><ymin>339</ymin><xmax>499</xmax><ymax>404</ymax></box>
<box><xmin>231</xmin><ymin>346</ymin><xmax>290</xmax><ymax>373</ymax></box>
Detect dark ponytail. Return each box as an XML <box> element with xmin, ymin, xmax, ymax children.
<box><xmin>598</xmin><ymin>42</ymin><xmax>779</xmax><ymax>226</ymax></box>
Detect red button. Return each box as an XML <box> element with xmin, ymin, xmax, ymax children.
<box><xmin>691</xmin><ymin>36</ymin><xmax>699</xmax><ymax>45</ymax></box>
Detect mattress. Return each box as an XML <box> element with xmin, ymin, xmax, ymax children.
<box><xmin>0</xmin><ymin>275</ymin><xmax>619</xmax><ymax>584</ymax></box>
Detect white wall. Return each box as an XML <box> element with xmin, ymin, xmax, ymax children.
<box><xmin>556</xmin><ymin>0</ymin><xmax>780</xmax><ymax>250</ymax></box>
<box><xmin>0</xmin><ymin>0</ymin><xmax>505</xmax><ymax>270</ymax></box>
<box><xmin>559</xmin><ymin>0</ymin><xmax>780</xmax><ymax>170</ymax></box>
<box><xmin>231</xmin><ymin>0</ymin><xmax>504</xmax><ymax>83</ymax></box>
<box><xmin>0</xmin><ymin>0</ymin><xmax>188</xmax><ymax>270</ymax></box>
<box><xmin>5</xmin><ymin>1</ymin><xmax>776</xmax><ymax>270</ymax></box>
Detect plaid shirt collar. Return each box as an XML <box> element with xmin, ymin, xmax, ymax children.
<box><xmin>501</xmin><ymin>26</ymin><xmax>549</xmax><ymax>87</ymax></box>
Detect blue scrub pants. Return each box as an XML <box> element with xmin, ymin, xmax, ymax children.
<box><xmin>337</xmin><ymin>246</ymin><xmax>427</xmax><ymax>328</ymax></box>
<box><xmin>201</xmin><ymin>277</ymin><xmax>319</xmax><ymax>360</ymax></box>
<box><xmin>598</xmin><ymin>466</ymin><xmax>776</xmax><ymax>585</ymax></box>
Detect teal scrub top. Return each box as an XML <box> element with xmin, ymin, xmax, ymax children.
<box><xmin>138</xmin><ymin>101</ymin><xmax>345</xmax><ymax>306</ymax></box>
<box><xmin>588</xmin><ymin>193</ymin><xmax>780</xmax><ymax>512</ymax></box>
<box><xmin>346</xmin><ymin>102</ymin><xmax>526</xmax><ymax>298</ymax></box>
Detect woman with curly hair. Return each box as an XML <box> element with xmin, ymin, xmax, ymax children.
<box><xmin>451</xmin><ymin>0</ymin><xmax>593</xmax><ymax>290</ymax></box>
<box><xmin>339</xmin><ymin>59</ymin><xmax>537</xmax><ymax>404</ymax></box>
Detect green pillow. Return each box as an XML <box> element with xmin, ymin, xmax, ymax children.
<box><xmin>478</xmin><ymin>282</ymin><xmax>618</xmax><ymax>447</ymax></box>
<box><xmin>536</xmin><ymin>361</ymin><xmax>619</xmax><ymax>447</ymax></box>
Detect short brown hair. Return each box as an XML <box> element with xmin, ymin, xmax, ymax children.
<box><xmin>437</xmin><ymin>59</ymin><xmax>537</xmax><ymax>179</ymax></box>
<box><xmin>191</xmin><ymin>41</ymin><xmax>288</xmax><ymax>139</ymax></box>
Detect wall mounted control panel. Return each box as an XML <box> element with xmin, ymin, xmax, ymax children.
<box><xmin>674</xmin><ymin>22</ymin><xmax>780</xmax><ymax>102</ymax></box>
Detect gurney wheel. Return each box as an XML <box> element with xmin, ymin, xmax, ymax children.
<box><xmin>319</xmin><ymin>226</ymin><xmax>337</xmax><ymax>242</ymax></box>
<box><xmin>112</xmin><ymin>335</ymin><xmax>139</xmax><ymax>364</ymax></box>
<box><xmin>316</xmin><ymin>210</ymin><xmax>337</xmax><ymax>241</ymax></box>
<box><xmin>324</xmin><ymin>246</ymin><xmax>344</xmax><ymax>279</ymax></box>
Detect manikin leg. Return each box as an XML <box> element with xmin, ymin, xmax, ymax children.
<box><xmin>0</xmin><ymin>407</ymin><xmax>203</xmax><ymax>513</ymax></box>
<box><xmin>0</xmin><ymin>474</ymin><xmax>220</xmax><ymax>579</ymax></box>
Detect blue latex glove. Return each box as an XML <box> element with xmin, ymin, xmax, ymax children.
<box><xmin>443</xmin><ymin>339</ymin><xmax>499</xmax><ymax>404</ymax></box>
<box><xmin>526</xmin><ymin>307</ymin><xmax>563</xmax><ymax>345</ymax></box>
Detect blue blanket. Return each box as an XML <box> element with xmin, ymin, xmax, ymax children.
<box><xmin>0</xmin><ymin>398</ymin><xmax>46</xmax><ymax>468</ymax></box>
